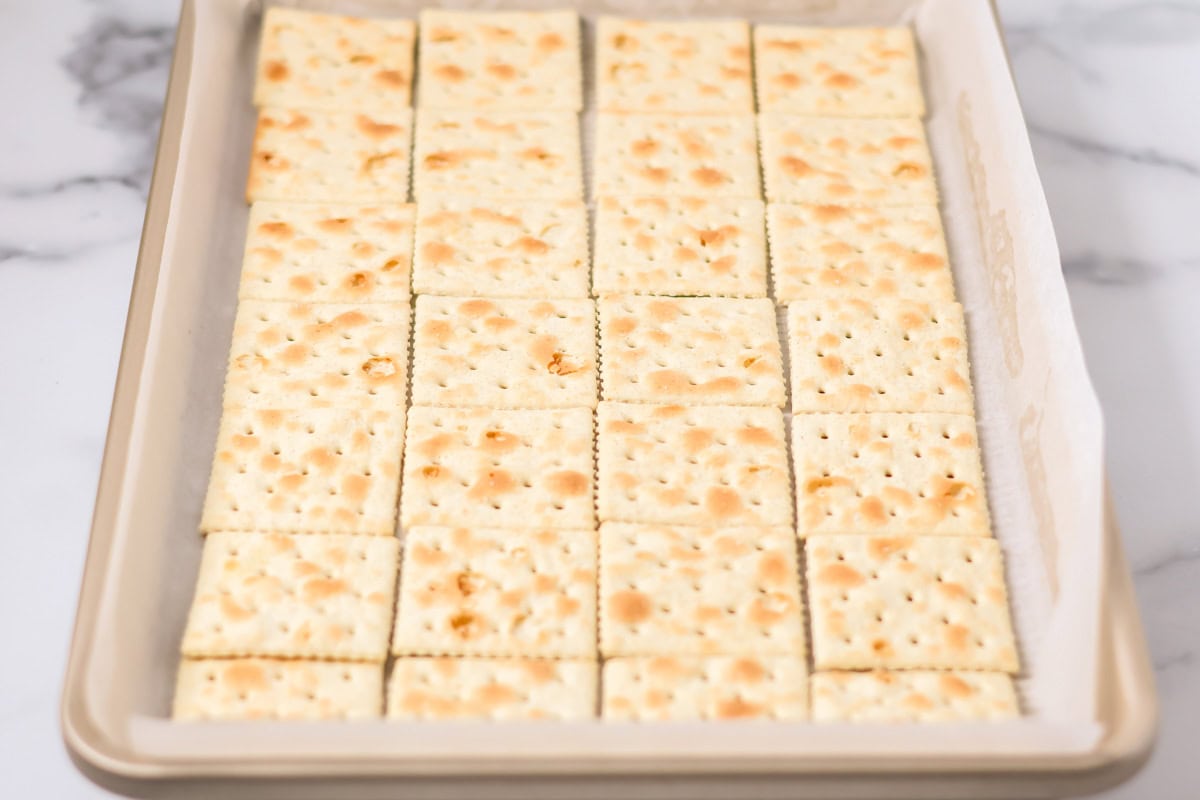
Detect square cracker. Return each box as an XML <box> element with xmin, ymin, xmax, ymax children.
<box><xmin>254</xmin><ymin>8</ymin><xmax>415</xmax><ymax>113</ymax></box>
<box><xmin>811</xmin><ymin>670</ymin><xmax>1019</xmax><ymax>722</ymax></box>
<box><xmin>413</xmin><ymin>196</ymin><xmax>589</xmax><ymax>298</ymax></box>
<box><xmin>223</xmin><ymin>300</ymin><xmax>410</xmax><ymax>411</ymax></box>
<box><xmin>417</xmin><ymin>9</ymin><xmax>581</xmax><ymax>111</ymax></box>
<box><xmin>592</xmin><ymin>196</ymin><xmax>767</xmax><ymax>297</ymax></box>
<box><xmin>806</xmin><ymin>534</ymin><xmax>1019</xmax><ymax>672</ymax></box>
<box><xmin>246</xmin><ymin>107</ymin><xmax>412</xmax><ymax>204</ymax></box>
<box><xmin>412</xmin><ymin>296</ymin><xmax>597</xmax><ymax>408</ymax></box>
<box><xmin>595</xmin><ymin>17</ymin><xmax>753</xmax><ymax>113</ymax></box>
<box><xmin>240</xmin><ymin>202</ymin><xmax>414</xmax><ymax>303</ymax></box>
<box><xmin>787</xmin><ymin>298</ymin><xmax>973</xmax><ymax>414</ymax></box>
<box><xmin>792</xmin><ymin>413</ymin><xmax>991</xmax><ymax>538</ymax></box>
<box><xmin>401</xmin><ymin>407</ymin><xmax>594</xmax><ymax>529</ymax></box>
<box><xmin>593</xmin><ymin>114</ymin><xmax>760</xmax><ymax>199</ymax></box>
<box><xmin>754</xmin><ymin>26</ymin><xmax>924</xmax><ymax>116</ymax></box>
<box><xmin>413</xmin><ymin>110</ymin><xmax>582</xmax><ymax>200</ymax></box>
<box><xmin>173</xmin><ymin>658</ymin><xmax>382</xmax><ymax>720</ymax></box>
<box><xmin>603</xmin><ymin>656</ymin><xmax>807</xmax><ymax>721</ymax></box>
<box><xmin>597</xmin><ymin>402</ymin><xmax>791</xmax><ymax>526</ymax></box>
<box><xmin>387</xmin><ymin>658</ymin><xmax>597</xmax><ymax>720</ymax></box>
<box><xmin>599</xmin><ymin>296</ymin><xmax>784</xmax><ymax>406</ymax></box>
<box><xmin>759</xmin><ymin>115</ymin><xmax>936</xmax><ymax>205</ymax></box>
<box><xmin>599</xmin><ymin>523</ymin><xmax>804</xmax><ymax>657</ymax></box>
<box><xmin>181</xmin><ymin>532</ymin><xmax>398</xmax><ymax>660</ymax></box>
<box><xmin>768</xmin><ymin>203</ymin><xmax>955</xmax><ymax>304</ymax></box>
<box><xmin>200</xmin><ymin>407</ymin><xmax>404</xmax><ymax>536</ymax></box>
<box><xmin>392</xmin><ymin>526</ymin><xmax>597</xmax><ymax>658</ymax></box>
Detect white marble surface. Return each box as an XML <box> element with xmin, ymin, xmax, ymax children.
<box><xmin>0</xmin><ymin>0</ymin><xmax>1195</xmax><ymax>797</ymax></box>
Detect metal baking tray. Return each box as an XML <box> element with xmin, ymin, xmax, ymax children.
<box><xmin>61</xmin><ymin>0</ymin><xmax>1157</xmax><ymax>796</ymax></box>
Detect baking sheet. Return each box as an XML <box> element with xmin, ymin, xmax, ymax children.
<box><xmin>81</xmin><ymin>0</ymin><xmax>1107</xmax><ymax>762</ymax></box>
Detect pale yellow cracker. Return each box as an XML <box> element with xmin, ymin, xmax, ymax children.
<box><xmin>597</xmin><ymin>402</ymin><xmax>791</xmax><ymax>526</ymax></box>
<box><xmin>811</xmin><ymin>670</ymin><xmax>1019</xmax><ymax>722</ymax></box>
<box><xmin>222</xmin><ymin>300</ymin><xmax>410</xmax><ymax>410</ymax></box>
<box><xmin>759</xmin><ymin>115</ymin><xmax>936</xmax><ymax>205</ymax></box>
<box><xmin>413</xmin><ymin>196</ymin><xmax>589</xmax><ymax>297</ymax></box>
<box><xmin>599</xmin><ymin>296</ymin><xmax>784</xmax><ymax>406</ymax></box>
<box><xmin>599</xmin><ymin>523</ymin><xmax>804</xmax><ymax>657</ymax></box>
<box><xmin>792</xmin><ymin>413</ymin><xmax>991</xmax><ymax>537</ymax></box>
<box><xmin>400</xmin><ymin>407</ymin><xmax>594</xmax><ymax>529</ymax></box>
<box><xmin>417</xmin><ymin>9</ymin><xmax>582</xmax><ymax>111</ymax></box>
<box><xmin>593</xmin><ymin>114</ymin><xmax>760</xmax><ymax>198</ymax></box>
<box><xmin>412</xmin><ymin>296</ymin><xmax>597</xmax><ymax>408</ymax></box>
<box><xmin>392</xmin><ymin>526</ymin><xmax>597</xmax><ymax>658</ymax></box>
<box><xmin>602</xmin><ymin>656</ymin><xmax>807</xmax><ymax>721</ymax></box>
<box><xmin>592</xmin><ymin>196</ymin><xmax>767</xmax><ymax>297</ymax></box>
<box><xmin>595</xmin><ymin>17</ymin><xmax>753</xmax><ymax>113</ymax></box>
<box><xmin>413</xmin><ymin>110</ymin><xmax>582</xmax><ymax>199</ymax></box>
<box><xmin>181</xmin><ymin>532</ymin><xmax>398</xmax><ymax>660</ymax></box>
<box><xmin>806</xmin><ymin>535</ymin><xmax>1019</xmax><ymax>672</ymax></box>
<box><xmin>387</xmin><ymin>658</ymin><xmax>597</xmax><ymax>720</ymax></box>
<box><xmin>246</xmin><ymin>107</ymin><xmax>412</xmax><ymax>203</ymax></box>
<box><xmin>254</xmin><ymin>8</ymin><xmax>415</xmax><ymax>112</ymax></box>
<box><xmin>173</xmin><ymin>658</ymin><xmax>382</xmax><ymax>720</ymax></box>
<box><xmin>200</xmin><ymin>407</ymin><xmax>404</xmax><ymax>536</ymax></box>
<box><xmin>754</xmin><ymin>26</ymin><xmax>924</xmax><ymax>116</ymax></box>
<box><xmin>767</xmin><ymin>203</ymin><xmax>955</xmax><ymax>304</ymax></box>
<box><xmin>239</xmin><ymin>202</ymin><xmax>414</xmax><ymax>303</ymax></box>
<box><xmin>787</xmin><ymin>298</ymin><xmax>973</xmax><ymax>413</ymax></box>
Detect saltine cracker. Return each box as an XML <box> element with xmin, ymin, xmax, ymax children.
<box><xmin>597</xmin><ymin>402</ymin><xmax>791</xmax><ymax>526</ymax></box>
<box><xmin>240</xmin><ymin>202</ymin><xmax>414</xmax><ymax>303</ymax></box>
<box><xmin>247</xmin><ymin>107</ymin><xmax>412</xmax><ymax>204</ymax></box>
<box><xmin>401</xmin><ymin>407</ymin><xmax>595</xmax><ymax>529</ymax></box>
<box><xmin>592</xmin><ymin>196</ymin><xmax>767</xmax><ymax>297</ymax></box>
<box><xmin>254</xmin><ymin>8</ymin><xmax>415</xmax><ymax>112</ymax></box>
<box><xmin>417</xmin><ymin>9</ymin><xmax>581</xmax><ymax>111</ymax></box>
<box><xmin>806</xmin><ymin>534</ymin><xmax>1020</xmax><ymax>671</ymax></box>
<box><xmin>392</xmin><ymin>526</ymin><xmax>597</xmax><ymax>658</ymax></box>
<box><xmin>599</xmin><ymin>296</ymin><xmax>784</xmax><ymax>406</ymax></box>
<box><xmin>412</xmin><ymin>296</ymin><xmax>597</xmax><ymax>408</ymax></box>
<box><xmin>603</xmin><ymin>656</ymin><xmax>807</xmax><ymax>721</ymax></box>
<box><xmin>387</xmin><ymin>658</ymin><xmax>597</xmax><ymax>720</ymax></box>
<box><xmin>599</xmin><ymin>523</ymin><xmax>805</xmax><ymax>656</ymax></box>
<box><xmin>181</xmin><ymin>532</ymin><xmax>398</xmax><ymax>660</ymax></box>
<box><xmin>200</xmin><ymin>407</ymin><xmax>405</xmax><ymax>536</ymax></box>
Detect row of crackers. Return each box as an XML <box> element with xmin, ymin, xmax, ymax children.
<box><xmin>255</xmin><ymin>7</ymin><xmax>922</xmax><ymax>115</ymax></box>
<box><xmin>181</xmin><ymin>419</ymin><xmax>1015</xmax><ymax>722</ymax></box>
<box><xmin>248</xmin><ymin>110</ymin><xmax>943</xmax><ymax>301</ymax></box>
<box><xmin>175</xmin><ymin>8</ymin><xmax>420</xmax><ymax>723</ymax></box>
<box><xmin>175</xmin><ymin>7</ymin><xmax>601</xmax><ymax>723</ymax></box>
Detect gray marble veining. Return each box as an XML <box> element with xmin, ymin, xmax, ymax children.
<box><xmin>0</xmin><ymin>0</ymin><xmax>1196</xmax><ymax>797</ymax></box>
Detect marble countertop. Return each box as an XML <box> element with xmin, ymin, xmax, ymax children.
<box><xmin>1</xmin><ymin>0</ymin><xmax>1195</xmax><ymax>797</ymax></box>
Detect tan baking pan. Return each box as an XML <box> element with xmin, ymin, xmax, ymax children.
<box><xmin>62</xmin><ymin>0</ymin><xmax>1157</xmax><ymax>797</ymax></box>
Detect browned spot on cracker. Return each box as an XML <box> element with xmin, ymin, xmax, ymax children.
<box><xmin>609</xmin><ymin>590</ymin><xmax>652</xmax><ymax>624</ymax></box>
<box><xmin>264</xmin><ymin>60</ymin><xmax>289</xmax><ymax>81</ymax></box>
<box><xmin>691</xmin><ymin>167</ymin><xmax>727</xmax><ymax>187</ymax></box>
<box><xmin>867</xmin><ymin>536</ymin><xmax>913</xmax><ymax>560</ymax></box>
<box><xmin>361</xmin><ymin>356</ymin><xmax>396</xmax><ymax>378</ymax></box>
<box><xmin>356</xmin><ymin>116</ymin><xmax>401</xmax><ymax>138</ymax></box>
<box><xmin>434</xmin><ymin>64</ymin><xmax>465</xmax><ymax>82</ymax></box>
<box><xmin>716</xmin><ymin>697</ymin><xmax>765</xmax><ymax>719</ymax></box>
<box><xmin>480</xmin><ymin>429</ymin><xmax>519</xmax><ymax>453</ymax></box>
<box><xmin>303</xmin><ymin>577</ymin><xmax>348</xmax><ymax>603</ymax></box>
<box><xmin>817</xmin><ymin>562</ymin><xmax>866</xmax><ymax>588</ymax></box>
<box><xmin>546</xmin><ymin>470</ymin><xmax>588</xmax><ymax>496</ymax></box>
<box><xmin>224</xmin><ymin>661</ymin><xmax>268</xmax><ymax>691</ymax></box>
<box><xmin>486</xmin><ymin>62</ymin><xmax>518</xmax><ymax>80</ymax></box>
<box><xmin>706</xmin><ymin>487</ymin><xmax>743</xmax><ymax>518</ymax></box>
